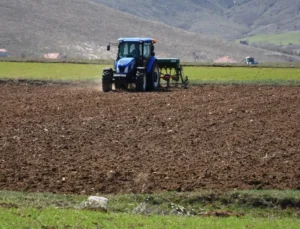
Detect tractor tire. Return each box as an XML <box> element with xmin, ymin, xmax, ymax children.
<box><xmin>102</xmin><ymin>68</ymin><xmax>113</xmax><ymax>92</ymax></box>
<box><xmin>136</xmin><ymin>68</ymin><xmax>146</xmax><ymax>92</ymax></box>
<box><xmin>146</xmin><ymin>62</ymin><xmax>160</xmax><ymax>91</ymax></box>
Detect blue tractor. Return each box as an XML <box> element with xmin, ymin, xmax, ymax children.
<box><xmin>102</xmin><ymin>37</ymin><xmax>160</xmax><ymax>92</ymax></box>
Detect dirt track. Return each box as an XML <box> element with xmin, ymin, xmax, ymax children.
<box><xmin>0</xmin><ymin>82</ymin><xmax>300</xmax><ymax>194</ymax></box>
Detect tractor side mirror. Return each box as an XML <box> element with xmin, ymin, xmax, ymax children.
<box><xmin>107</xmin><ymin>45</ymin><xmax>110</xmax><ymax>51</ymax></box>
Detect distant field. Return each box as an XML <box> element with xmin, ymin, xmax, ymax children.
<box><xmin>184</xmin><ymin>66</ymin><xmax>300</xmax><ymax>85</ymax></box>
<box><xmin>0</xmin><ymin>62</ymin><xmax>104</xmax><ymax>81</ymax></box>
<box><xmin>1</xmin><ymin>62</ymin><xmax>300</xmax><ymax>85</ymax></box>
<box><xmin>236</xmin><ymin>31</ymin><xmax>300</xmax><ymax>45</ymax></box>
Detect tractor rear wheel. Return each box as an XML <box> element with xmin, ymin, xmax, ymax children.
<box><xmin>147</xmin><ymin>62</ymin><xmax>160</xmax><ymax>91</ymax></box>
<box><xmin>136</xmin><ymin>68</ymin><xmax>146</xmax><ymax>92</ymax></box>
<box><xmin>102</xmin><ymin>68</ymin><xmax>113</xmax><ymax>92</ymax></box>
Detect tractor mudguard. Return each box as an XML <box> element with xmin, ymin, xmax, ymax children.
<box><xmin>146</xmin><ymin>56</ymin><xmax>157</xmax><ymax>74</ymax></box>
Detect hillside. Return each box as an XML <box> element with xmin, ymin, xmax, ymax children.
<box><xmin>0</xmin><ymin>0</ymin><xmax>299</xmax><ymax>62</ymax></box>
<box><xmin>93</xmin><ymin>0</ymin><xmax>246</xmax><ymax>40</ymax></box>
<box><xmin>94</xmin><ymin>0</ymin><xmax>300</xmax><ymax>40</ymax></box>
<box><xmin>228</xmin><ymin>0</ymin><xmax>300</xmax><ymax>37</ymax></box>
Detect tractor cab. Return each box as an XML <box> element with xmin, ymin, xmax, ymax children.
<box><xmin>107</xmin><ymin>38</ymin><xmax>155</xmax><ymax>69</ymax></box>
<box><xmin>116</xmin><ymin>38</ymin><xmax>156</xmax><ymax>70</ymax></box>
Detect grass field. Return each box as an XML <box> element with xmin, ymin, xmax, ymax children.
<box><xmin>2</xmin><ymin>209</ymin><xmax>298</xmax><ymax>229</ymax></box>
<box><xmin>236</xmin><ymin>31</ymin><xmax>300</xmax><ymax>46</ymax></box>
<box><xmin>0</xmin><ymin>62</ymin><xmax>104</xmax><ymax>81</ymax></box>
<box><xmin>183</xmin><ymin>66</ymin><xmax>300</xmax><ymax>85</ymax></box>
<box><xmin>1</xmin><ymin>62</ymin><xmax>300</xmax><ymax>85</ymax></box>
<box><xmin>1</xmin><ymin>190</ymin><xmax>300</xmax><ymax>229</ymax></box>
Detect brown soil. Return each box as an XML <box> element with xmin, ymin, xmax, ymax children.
<box><xmin>0</xmin><ymin>82</ymin><xmax>300</xmax><ymax>194</ymax></box>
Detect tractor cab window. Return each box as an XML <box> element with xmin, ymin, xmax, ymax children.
<box><xmin>143</xmin><ymin>43</ymin><xmax>151</xmax><ymax>58</ymax></box>
<box><xmin>118</xmin><ymin>42</ymin><xmax>128</xmax><ymax>58</ymax></box>
<box><xmin>118</xmin><ymin>42</ymin><xmax>140</xmax><ymax>58</ymax></box>
<box><xmin>129</xmin><ymin>43</ymin><xmax>140</xmax><ymax>57</ymax></box>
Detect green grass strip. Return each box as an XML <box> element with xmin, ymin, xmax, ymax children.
<box><xmin>183</xmin><ymin>66</ymin><xmax>300</xmax><ymax>85</ymax></box>
<box><xmin>1</xmin><ymin>190</ymin><xmax>300</xmax><ymax>228</ymax></box>
<box><xmin>1</xmin><ymin>208</ymin><xmax>300</xmax><ymax>229</ymax></box>
<box><xmin>236</xmin><ymin>31</ymin><xmax>300</xmax><ymax>46</ymax></box>
<box><xmin>1</xmin><ymin>62</ymin><xmax>300</xmax><ymax>85</ymax></box>
<box><xmin>0</xmin><ymin>62</ymin><xmax>106</xmax><ymax>81</ymax></box>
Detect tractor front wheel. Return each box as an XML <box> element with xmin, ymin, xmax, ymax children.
<box><xmin>102</xmin><ymin>68</ymin><xmax>113</xmax><ymax>92</ymax></box>
<box><xmin>136</xmin><ymin>68</ymin><xmax>146</xmax><ymax>92</ymax></box>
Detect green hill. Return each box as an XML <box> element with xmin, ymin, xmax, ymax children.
<box><xmin>237</xmin><ymin>31</ymin><xmax>300</xmax><ymax>46</ymax></box>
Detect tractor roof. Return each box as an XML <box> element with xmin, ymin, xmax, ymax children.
<box><xmin>118</xmin><ymin>38</ymin><xmax>156</xmax><ymax>43</ymax></box>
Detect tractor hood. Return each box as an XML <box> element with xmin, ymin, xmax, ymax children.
<box><xmin>116</xmin><ymin>58</ymin><xmax>135</xmax><ymax>74</ymax></box>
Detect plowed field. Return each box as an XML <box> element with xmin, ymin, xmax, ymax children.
<box><xmin>1</xmin><ymin>82</ymin><xmax>300</xmax><ymax>194</ymax></box>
